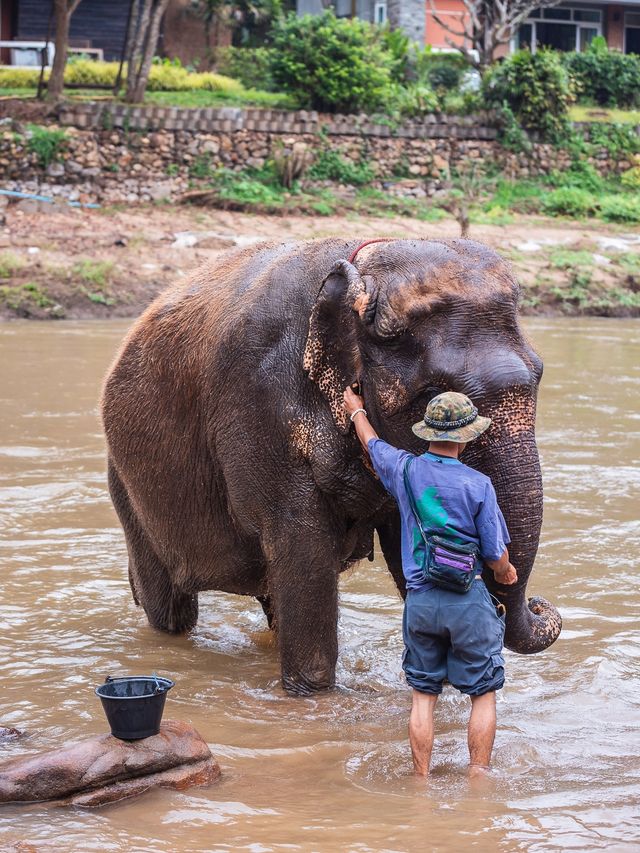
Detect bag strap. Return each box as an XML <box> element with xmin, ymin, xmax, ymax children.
<box><xmin>403</xmin><ymin>457</ymin><xmax>430</xmax><ymax>548</ymax></box>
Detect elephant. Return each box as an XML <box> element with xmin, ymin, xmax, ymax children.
<box><xmin>101</xmin><ymin>237</ymin><xmax>561</xmax><ymax>695</ymax></box>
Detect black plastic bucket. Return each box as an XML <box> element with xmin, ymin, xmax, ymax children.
<box><xmin>95</xmin><ymin>675</ymin><xmax>174</xmax><ymax>740</ymax></box>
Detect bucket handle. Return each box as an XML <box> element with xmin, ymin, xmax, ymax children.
<box><xmin>101</xmin><ymin>673</ymin><xmax>169</xmax><ymax>693</ymax></box>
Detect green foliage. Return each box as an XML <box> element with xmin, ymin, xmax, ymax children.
<box><xmin>208</xmin><ymin>167</ymin><xmax>286</xmax><ymax>210</ymax></box>
<box><xmin>425</xmin><ymin>61</ymin><xmax>464</xmax><ymax>93</ymax></box>
<box><xmin>621</xmin><ymin>164</ymin><xmax>640</xmax><ymax>190</ymax></box>
<box><xmin>563</xmin><ymin>39</ymin><xmax>640</xmax><ymax>108</ymax></box>
<box><xmin>587</xmin><ymin>122</ymin><xmax>640</xmax><ymax>157</ymax></box>
<box><xmin>214</xmin><ymin>47</ymin><xmax>277</xmax><ymax>91</ymax></box>
<box><xmin>493</xmin><ymin>103</ymin><xmax>532</xmax><ymax>152</ymax></box>
<box><xmin>483</xmin><ymin>49</ymin><xmax>573</xmax><ymax>141</ymax></box>
<box><xmin>379</xmin><ymin>26</ymin><xmax>412</xmax><ymax>83</ymax></box>
<box><xmin>25</xmin><ymin>124</ymin><xmax>66</xmax><ymax>168</ymax></box>
<box><xmin>598</xmin><ymin>195</ymin><xmax>640</xmax><ymax>223</ymax></box>
<box><xmin>384</xmin><ymin>84</ymin><xmax>439</xmax><ymax>118</ymax></box>
<box><xmin>0</xmin><ymin>59</ymin><xmax>262</xmax><ymax>100</ymax></box>
<box><xmin>72</xmin><ymin>259</ymin><xmax>114</xmax><ymax>288</ymax></box>
<box><xmin>189</xmin><ymin>154</ymin><xmax>213</xmax><ymax>179</ymax></box>
<box><xmin>541</xmin><ymin>187</ymin><xmax>597</xmax><ymax>217</ymax></box>
<box><xmin>0</xmin><ymin>281</ymin><xmax>53</xmax><ymax>312</ymax></box>
<box><xmin>547</xmin><ymin>160</ymin><xmax>604</xmax><ymax>193</ymax></box>
<box><xmin>269</xmin><ymin>11</ymin><xmax>394</xmax><ymax>113</ymax></box>
<box><xmin>0</xmin><ymin>251</ymin><xmax>25</xmax><ymax>278</ymax></box>
<box><xmin>306</xmin><ymin>147</ymin><xmax>375</xmax><ymax>185</ymax></box>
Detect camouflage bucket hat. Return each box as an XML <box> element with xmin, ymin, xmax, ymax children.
<box><xmin>412</xmin><ymin>392</ymin><xmax>491</xmax><ymax>444</ymax></box>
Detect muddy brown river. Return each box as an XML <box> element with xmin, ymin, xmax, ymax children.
<box><xmin>1</xmin><ymin>318</ymin><xmax>639</xmax><ymax>852</ymax></box>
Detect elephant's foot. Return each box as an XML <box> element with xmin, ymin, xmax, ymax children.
<box><xmin>142</xmin><ymin>588</ymin><xmax>199</xmax><ymax>635</ymax></box>
<box><xmin>281</xmin><ymin>665</ymin><xmax>335</xmax><ymax>696</ymax></box>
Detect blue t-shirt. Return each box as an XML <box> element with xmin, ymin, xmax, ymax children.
<box><xmin>368</xmin><ymin>438</ymin><xmax>510</xmax><ymax>591</ymax></box>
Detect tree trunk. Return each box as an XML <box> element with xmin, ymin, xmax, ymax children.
<box><xmin>46</xmin><ymin>0</ymin><xmax>84</xmax><ymax>101</ymax></box>
<box><xmin>125</xmin><ymin>0</ymin><xmax>169</xmax><ymax>104</ymax></box>
<box><xmin>47</xmin><ymin>0</ymin><xmax>71</xmax><ymax>101</ymax></box>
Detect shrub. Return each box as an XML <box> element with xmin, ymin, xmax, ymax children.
<box><xmin>547</xmin><ymin>160</ymin><xmax>604</xmax><ymax>193</ymax></box>
<box><xmin>541</xmin><ymin>187</ymin><xmax>596</xmax><ymax>217</ymax></box>
<box><xmin>621</xmin><ymin>163</ymin><xmax>640</xmax><ymax>190</ymax></box>
<box><xmin>214</xmin><ymin>47</ymin><xmax>277</xmax><ymax>91</ymax></box>
<box><xmin>384</xmin><ymin>83</ymin><xmax>439</xmax><ymax>118</ymax></box>
<box><xmin>25</xmin><ymin>124</ymin><xmax>66</xmax><ymax>168</ymax></box>
<box><xmin>306</xmin><ymin>147</ymin><xmax>375</xmax><ymax>185</ymax></box>
<box><xmin>587</xmin><ymin>122</ymin><xmax>640</xmax><ymax>157</ymax></box>
<box><xmin>483</xmin><ymin>49</ymin><xmax>573</xmax><ymax>141</ymax></box>
<box><xmin>268</xmin><ymin>11</ymin><xmax>394</xmax><ymax>113</ymax></box>
<box><xmin>598</xmin><ymin>195</ymin><xmax>640</xmax><ymax>223</ymax></box>
<box><xmin>0</xmin><ymin>60</ymin><xmax>248</xmax><ymax>98</ymax></box>
<box><xmin>563</xmin><ymin>38</ymin><xmax>640</xmax><ymax>108</ymax></box>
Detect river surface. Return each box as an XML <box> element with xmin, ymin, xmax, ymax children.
<box><xmin>1</xmin><ymin>318</ymin><xmax>639</xmax><ymax>852</ymax></box>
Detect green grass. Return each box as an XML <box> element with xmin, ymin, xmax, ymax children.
<box><xmin>0</xmin><ymin>86</ymin><xmax>295</xmax><ymax>110</ymax></box>
<box><xmin>72</xmin><ymin>259</ymin><xmax>114</xmax><ymax>288</ymax></box>
<box><xmin>145</xmin><ymin>89</ymin><xmax>295</xmax><ymax>109</ymax></box>
<box><xmin>0</xmin><ymin>251</ymin><xmax>25</xmax><ymax>278</ymax></box>
<box><xmin>0</xmin><ymin>281</ymin><xmax>55</xmax><ymax>313</ymax></box>
<box><xmin>549</xmin><ymin>249</ymin><xmax>594</xmax><ymax>269</ymax></box>
<box><xmin>569</xmin><ymin>105</ymin><xmax>640</xmax><ymax>124</ymax></box>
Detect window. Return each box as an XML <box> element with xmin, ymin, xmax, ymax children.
<box><xmin>516</xmin><ymin>7</ymin><xmax>602</xmax><ymax>53</ymax></box>
<box><xmin>374</xmin><ymin>1</ymin><xmax>387</xmax><ymax>25</ymax></box>
<box><xmin>626</xmin><ymin>12</ymin><xmax>640</xmax><ymax>55</ymax></box>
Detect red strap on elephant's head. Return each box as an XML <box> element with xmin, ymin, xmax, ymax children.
<box><xmin>348</xmin><ymin>238</ymin><xmax>392</xmax><ymax>264</ymax></box>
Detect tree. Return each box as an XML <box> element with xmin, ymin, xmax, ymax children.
<box><xmin>46</xmin><ymin>0</ymin><xmax>85</xmax><ymax>101</ymax></box>
<box><xmin>125</xmin><ymin>0</ymin><xmax>171</xmax><ymax>103</ymax></box>
<box><xmin>427</xmin><ymin>0</ymin><xmax>564</xmax><ymax>71</ymax></box>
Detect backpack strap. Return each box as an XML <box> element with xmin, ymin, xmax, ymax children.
<box><xmin>403</xmin><ymin>456</ymin><xmax>430</xmax><ymax>549</ymax></box>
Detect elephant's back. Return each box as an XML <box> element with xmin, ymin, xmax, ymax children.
<box><xmin>101</xmin><ymin>238</ymin><xmax>356</xmax><ymax>443</ymax></box>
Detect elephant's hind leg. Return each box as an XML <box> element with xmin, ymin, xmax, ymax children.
<box><xmin>108</xmin><ymin>458</ymin><xmax>198</xmax><ymax>634</ymax></box>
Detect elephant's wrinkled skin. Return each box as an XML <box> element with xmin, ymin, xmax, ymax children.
<box><xmin>102</xmin><ymin>238</ymin><xmax>561</xmax><ymax>694</ymax></box>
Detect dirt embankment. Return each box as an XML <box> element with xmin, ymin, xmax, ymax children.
<box><xmin>1</xmin><ymin>201</ymin><xmax>639</xmax><ymax>320</ymax></box>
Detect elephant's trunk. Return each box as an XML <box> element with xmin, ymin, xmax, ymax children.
<box><xmin>463</xmin><ymin>390</ymin><xmax>562</xmax><ymax>654</ymax></box>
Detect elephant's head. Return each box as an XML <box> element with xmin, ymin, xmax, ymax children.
<box><xmin>303</xmin><ymin>238</ymin><xmax>561</xmax><ymax>655</ymax></box>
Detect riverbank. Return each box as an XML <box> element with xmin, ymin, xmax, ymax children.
<box><xmin>0</xmin><ymin>202</ymin><xmax>639</xmax><ymax>320</ymax></box>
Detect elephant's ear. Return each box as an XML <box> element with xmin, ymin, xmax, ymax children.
<box><xmin>303</xmin><ymin>260</ymin><xmax>369</xmax><ymax>433</ymax></box>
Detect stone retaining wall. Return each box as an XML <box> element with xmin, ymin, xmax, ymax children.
<box><xmin>0</xmin><ymin>103</ymin><xmax>635</xmax><ymax>206</ymax></box>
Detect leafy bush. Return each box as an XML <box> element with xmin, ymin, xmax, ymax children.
<box><xmin>25</xmin><ymin>124</ymin><xmax>66</xmax><ymax>168</ymax></box>
<box><xmin>541</xmin><ymin>187</ymin><xmax>596</xmax><ymax>217</ymax></box>
<box><xmin>384</xmin><ymin>83</ymin><xmax>439</xmax><ymax>118</ymax></box>
<box><xmin>587</xmin><ymin>122</ymin><xmax>640</xmax><ymax>157</ymax></box>
<box><xmin>306</xmin><ymin>147</ymin><xmax>375</xmax><ymax>185</ymax></box>
<box><xmin>563</xmin><ymin>38</ymin><xmax>640</xmax><ymax>108</ymax></box>
<box><xmin>483</xmin><ymin>49</ymin><xmax>573</xmax><ymax>141</ymax></box>
<box><xmin>426</xmin><ymin>61</ymin><xmax>464</xmax><ymax>93</ymax></box>
<box><xmin>547</xmin><ymin>160</ymin><xmax>604</xmax><ymax>193</ymax></box>
<box><xmin>598</xmin><ymin>195</ymin><xmax>640</xmax><ymax>223</ymax></box>
<box><xmin>269</xmin><ymin>11</ymin><xmax>394</xmax><ymax>113</ymax></box>
<box><xmin>621</xmin><ymin>163</ymin><xmax>640</xmax><ymax>190</ymax></box>
<box><xmin>214</xmin><ymin>47</ymin><xmax>277</xmax><ymax>91</ymax></box>
<box><xmin>0</xmin><ymin>60</ymin><xmax>249</xmax><ymax>98</ymax></box>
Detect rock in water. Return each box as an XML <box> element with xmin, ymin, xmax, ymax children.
<box><xmin>0</xmin><ymin>727</ymin><xmax>22</xmax><ymax>741</ymax></box>
<box><xmin>0</xmin><ymin>720</ymin><xmax>220</xmax><ymax>807</ymax></box>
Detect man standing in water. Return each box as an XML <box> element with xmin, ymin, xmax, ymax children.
<box><xmin>343</xmin><ymin>387</ymin><xmax>517</xmax><ymax>777</ymax></box>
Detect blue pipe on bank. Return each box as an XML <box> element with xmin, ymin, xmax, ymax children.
<box><xmin>0</xmin><ymin>189</ymin><xmax>101</xmax><ymax>209</ymax></box>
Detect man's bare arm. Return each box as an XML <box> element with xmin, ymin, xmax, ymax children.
<box><xmin>343</xmin><ymin>387</ymin><xmax>379</xmax><ymax>453</ymax></box>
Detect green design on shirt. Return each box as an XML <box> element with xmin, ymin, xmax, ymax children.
<box><xmin>410</xmin><ymin>486</ymin><xmax>461</xmax><ymax>563</ymax></box>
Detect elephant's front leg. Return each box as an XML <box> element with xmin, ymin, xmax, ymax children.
<box><xmin>263</xmin><ymin>511</ymin><xmax>340</xmax><ymax>695</ymax></box>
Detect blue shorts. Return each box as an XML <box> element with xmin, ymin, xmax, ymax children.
<box><xmin>402</xmin><ymin>580</ymin><xmax>506</xmax><ymax>696</ymax></box>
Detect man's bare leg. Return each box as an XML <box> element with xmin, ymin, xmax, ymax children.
<box><xmin>468</xmin><ymin>691</ymin><xmax>496</xmax><ymax>776</ymax></box>
<box><xmin>409</xmin><ymin>690</ymin><xmax>439</xmax><ymax>775</ymax></box>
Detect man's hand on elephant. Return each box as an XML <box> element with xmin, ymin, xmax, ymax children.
<box><xmin>344</xmin><ymin>386</ymin><xmax>365</xmax><ymax>417</ymax></box>
<box><xmin>494</xmin><ymin>563</ymin><xmax>518</xmax><ymax>585</ymax></box>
